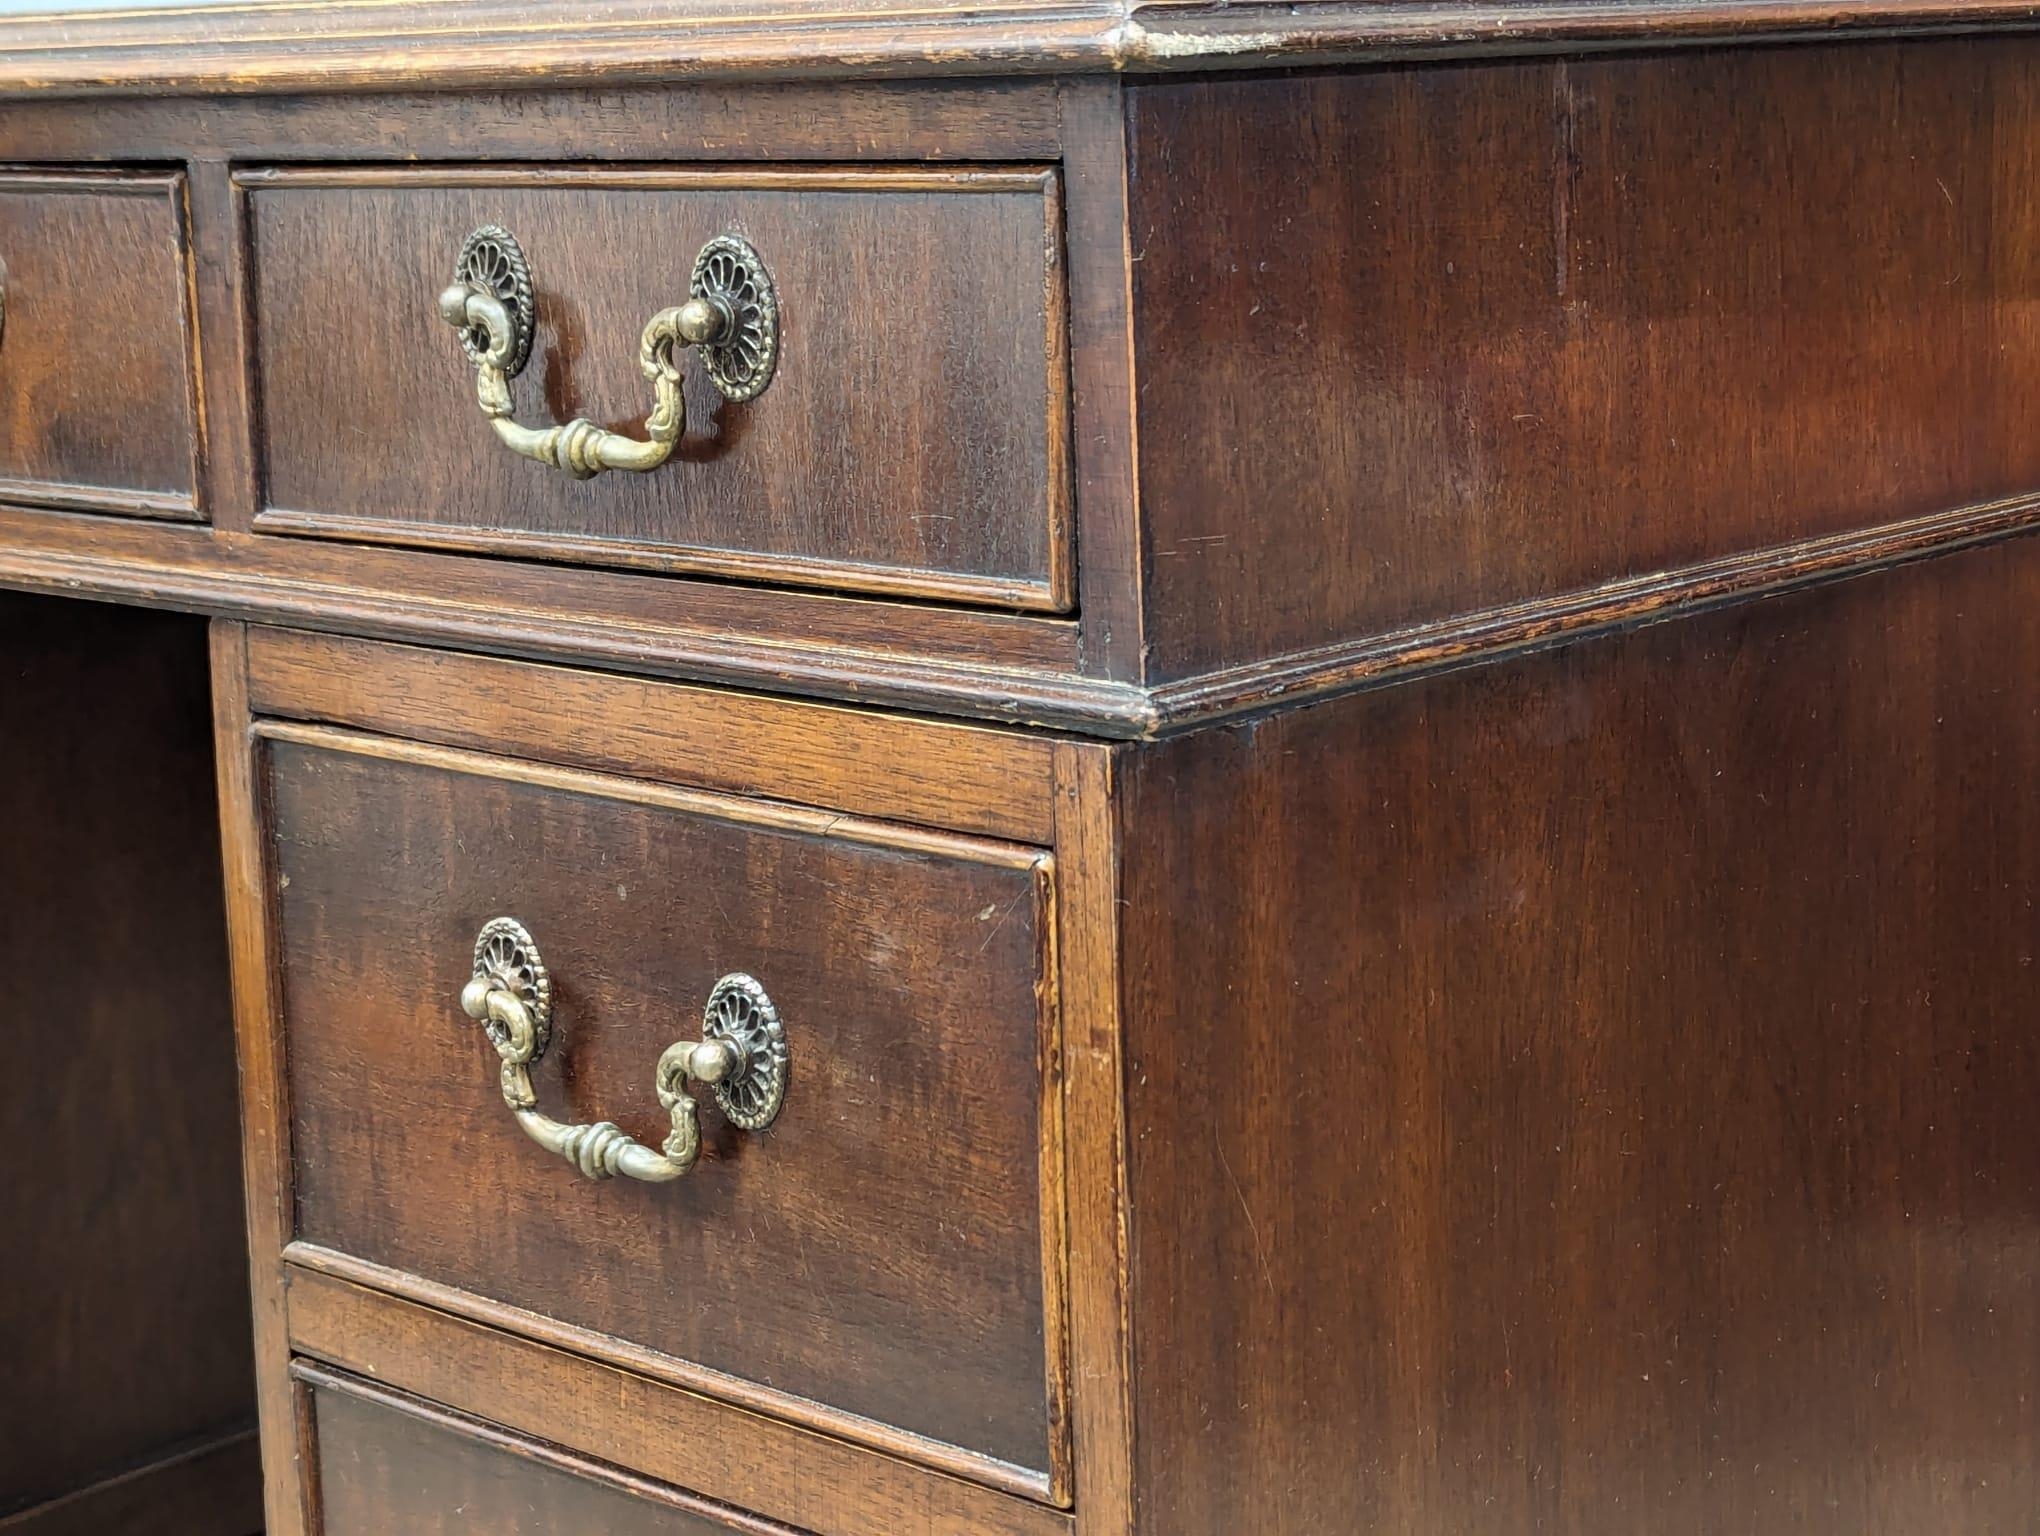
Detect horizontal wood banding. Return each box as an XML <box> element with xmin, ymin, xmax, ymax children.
<box><xmin>255</xmin><ymin>719</ymin><xmax>1047</xmax><ymax>865</ymax></box>
<box><xmin>0</xmin><ymin>509</ymin><xmax>1120</xmax><ymax>730</ymax></box>
<box><xmin>1145</xmin><ymin>493</ymin><xmax>2040</xmax><ymax>731</ymax></box>
<box><xmin>4</xmin><ymin>497</ymin><xmax>2035</xmax><ymax>736</ymax></box>
<box><xmin>0</xmin><ymin>80</ymin><xmax>1067</xmax><ymax>165</ymax></box>
<box><xmin>234</xmin><ymin>164</ymin><xmax>1058</xmax><ymax>194</ymax></box>
<box><xmin>0</xmin><ymin>3</ymin><xmax>1122</xmax><ymax>95</ymax></box>
<box><xmin>0</xmin><ymin>475</ymin><xmax>196</xmax><ymax>520</ymax></box>
<box><xmin>285</xmin><ymin>1269</ymin><xmax>1072</xmax><ymax>1536</ymax></box>
<box><xmin>245</xmin><ymin>626</ymin><xmax>1056</xmax><ymax>843</ymax></box>
<box><xmin>1124</xmin><ymin>0</ymin><xmax>2040</xmax><ymax>62</ymax></box>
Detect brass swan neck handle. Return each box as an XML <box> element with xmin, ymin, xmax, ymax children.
<box><xmin>459</xmin><ymin>917</ymin><xmax>789</xmax><ymax>1183</ymax></box>
<box><xmin>436</xmin><ymin>225</ymin><xmax>777</xmax><ymax>481</ymax></box>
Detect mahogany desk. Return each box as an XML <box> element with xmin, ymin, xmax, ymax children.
<box><xmin>1</xmin><ymin>6</ymin><xmax>2035</xmax><ymax>1532</ymax></box>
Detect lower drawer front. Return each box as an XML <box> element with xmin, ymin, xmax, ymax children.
<box><xmin>267</xmin><ymin>725</ymin><xmax>1060</xmax><ymax>1486</ymax></box>
<box><xmin>305</xmin><ymin>1365</ymin><xmax>793</xmax><ymax>1535</ymax></box>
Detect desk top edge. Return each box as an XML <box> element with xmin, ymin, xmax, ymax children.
<box><xmin>0</xmin><ymin>0</ymin><xmax>2034</xmax><ymax>97</ymax></box>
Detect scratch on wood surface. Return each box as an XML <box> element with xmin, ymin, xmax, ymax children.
<box><xmin>1216</xmin><ymin>1129</ymin><xmax>1277</xmax><ymax>1298</ymax></box>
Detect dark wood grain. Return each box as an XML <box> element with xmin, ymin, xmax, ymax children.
<box><xmin>284</xmin><ymin>1266</ymin><xmax>1074</xmax><ymax>1536</ymax></box>
<box><xmin>245</xmin><ymin>166</ymin><xmax>1069</xmax><ymax>609</ymax></box>
<box><xmin>304</xmin><ymin>1366</ymin><xmax>794</xmax><ymax>1536</ymax></box>
<box><xmin>0</xmin><ymin>172</ymin><xmax>198</xmax><ymax>519</ymax></box>
<box><xmin>1128</xmin><ymin>40</ymin><xmax>2040</xmax><ymax>680</ymax></box>
<box><xmin>0</xmin><ymin>595</ymin><xmax>255</xmax><ymax>1526</ymax></box>
<box><xmin>1116</xmin><ymin>536</ymin><xmax>2040</xmax><ymax>1534</ymax></box>
<box><xmin>266</xmin><ymin>729</ymin><xmax>1061</xmax><ymax>1484</ymax></box>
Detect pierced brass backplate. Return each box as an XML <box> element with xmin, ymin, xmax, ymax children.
<box><xmin>690</xmin><ymin>234</ymin><xmax>778</xmax><ymax>403</ymax></box>
<box><xmin>469</xmin><ymin>916</ymin><xmax>551</xmax><ymax>1060</ymax></box>
<box><xmin>452</xmin><ymin>225</ymin><xmax>535</xmax><ymax>377</ymax></box>
<box><xmin>701</xmin><ymin>971</ymin><xmax>790</xmax><ymax>1129</ymax></box>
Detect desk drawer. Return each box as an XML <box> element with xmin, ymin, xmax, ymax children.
<box><xmin>0</xmin><ymin>171</ymin><xmax>197</xmax><ymax>519</ymax></box>
<box><xmin>304</xmin><ymin>1364</ymin><xmax>801</xmax><ymax>1535</ymax></box>
<box><xmin>242</xmin><ymin>166</ymin><xmax>1070</xmax><ymax>610</ymax></box>
<box><xmin>261</xmin><ymin>721</ymin><xmax>1062</xmax><ymax>1491</ymax></box>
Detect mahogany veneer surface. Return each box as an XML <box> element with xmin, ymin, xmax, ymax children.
<box><xmin>1118</xmin><ymin>540</ymin><xmax>2040</xmax><ymax>1534</ymax></box>
<box><xmin>1128</xmin><ymin>40</ymin><xmax>2040</xmax><ymax>678</ymax></box>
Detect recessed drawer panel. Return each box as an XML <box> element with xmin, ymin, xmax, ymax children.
<box><xmin>264</xmin><ymin>726</ymin><xmax>1061</xmax><ymax>1490</ymax></box>
<box><xmin>242</xmin><ymin>167</ymin><xmax>1070</xmax><ymax>609</ymax></box>
<box><xmin>304</xmin><ymin>1364</ymin><xmax>798</xmax><ymax>1535</ymax></box>
<box><xmin>0</xmin><ymin>171</ymin><xmax>197</xmax><ymax>519</ymax></box>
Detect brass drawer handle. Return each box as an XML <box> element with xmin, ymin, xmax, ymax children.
<box><xmin>458</xmin><ymin>917</ymin><xmax>789</xmax><ymax>1182</ymax></box>
<box><xmin>435</xmin><ymin>225</ymin><xmax>777</xmax><ymax>481</ymax></box>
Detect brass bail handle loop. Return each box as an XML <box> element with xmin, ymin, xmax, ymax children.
<box><xmin>435</xmin><ymin>225</ymin><xmax>778</xmax><ymax>481</ymax></box>
<box><xmin>458</xmin><ymin>917</ymin><xmax>790</xmax><ymax>1184</ymax></box>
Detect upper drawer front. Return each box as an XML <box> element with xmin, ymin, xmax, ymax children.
<box><xmin>0</xmin><ymin>172</ymin><xmax>197</xmax><ymax>519</ymax></box>
<box><xmin>244</xmin><ymin>167</ymin><xmax>1070</xmax><ymax>610</ymax></box>
<box><xmin>267</xmin><ymin>728</ymin><xmax>1060</xmax><ymax>1488</ymax></box>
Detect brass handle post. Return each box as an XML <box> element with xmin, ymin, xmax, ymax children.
<box><xmin>435</xmin><ymin>225</ymin><xmax>777</xmax><ymax>482</ymax></box>
<box><xmin>459</xmin><ymin>918</ymin><xmax>789</xmax><ymax>1183</ymax></box>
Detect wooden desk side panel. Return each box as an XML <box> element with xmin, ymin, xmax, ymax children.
<box><xmin>1126</xmin><ymin>40</ymin><xmax>2040</xmax><ymax>687</ymax></box>
<box><xmin>1114</xmin><ymin>540</ymin><xmax>2040</xmax><ymax>1533</ymax></box>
